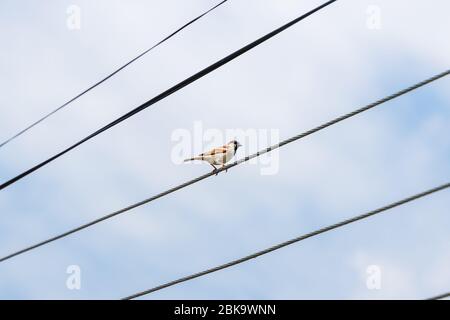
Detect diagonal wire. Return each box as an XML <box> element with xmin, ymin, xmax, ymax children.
<box><xmin>0</xmin><ymin>69</ymin><xmax>447</xmax><ymax>264</ymax></box>
<box><xmin>0</xmin><ymin>0</ymin><xmax>229</xmax><ymax>149</ymax></box>
<box><xmin>0</xmin><ymin>0</ymin><xmax>338</xmax><ymax>191</ymax></box>
<box><xmin>122</xmin><ymin>182</ymin><xmax>450</xmax><ymax>299</ymax></box>
<box><xmin>426</xmin><ymin>292</ymin><xmax>450</xmax><ymax>300</ymax></box>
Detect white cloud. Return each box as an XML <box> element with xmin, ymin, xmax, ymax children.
<box><xmin>0</xmin><ymin>0</ymin><xmax>449</xmax><ymax>299</ymax></box>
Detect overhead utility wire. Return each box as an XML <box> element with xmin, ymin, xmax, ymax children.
<box><xmin>122</xmin><ymin>182</ymin><xmax>450</xmax><ymax>299</ymax></box>
<box><xmin>0</xmin><ymin>0</ymin><xmax>338</xmax><ymax>191</ymax></box>
<box><xmin>427</xmin><ymin>292</ymin><xmax>450</xmax><ymax>300</ymax></box>
<box><xmin>0</xmin><ymin>0</ymin><xmax>229</xmax><ymax>149</ymax></box>
<box><xmin>0</xmin><ymin>69</ymin><xmax>447</xmax><ymax>264</ymax></box>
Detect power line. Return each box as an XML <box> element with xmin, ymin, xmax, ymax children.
<box><xmin>0</xmin><ymin>0</ymin><xmax>229</xmax><ymax>150</ymax></box>
<box><xmin>122</xmin><ymin>182</ymin><xmax>450</xmax><ymax>300</ymax></box>
<box><xmin>0</xmin><ymin>0</ymin><xmax>338</xmax><ymax>191</ymax></box>
<box><xmin>0</xmin><ymin>69</ymin><xmax>447</xmax><ymax>264</ymax></box>
<box><xmin>427</xmin><ymin>292</ymin><xmax>450</xmax><ymax>300</ymax></box>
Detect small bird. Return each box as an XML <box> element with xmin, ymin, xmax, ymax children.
<box><xmin>184</xmin><ymin>140</ymin><xmax>242</xmax><ymax>175</ymax></box>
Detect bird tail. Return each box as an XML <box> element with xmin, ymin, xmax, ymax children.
<box><xmin>184</xmin><ymin>156</ymin><xmax>202</xmax><ymax>162</ymax></box>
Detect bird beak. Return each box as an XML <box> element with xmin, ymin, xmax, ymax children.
<box><xmin>237</xmin><ymin>142</ymin><xmax>242</xmax><ymax>148</ymax></box>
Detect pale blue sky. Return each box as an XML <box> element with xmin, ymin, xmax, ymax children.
<box><xmin>0</xmin><ymin>0</ymin><xmax>449</xmax><ymax>299</ymax></box>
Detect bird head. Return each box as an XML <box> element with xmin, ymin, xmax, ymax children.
<box><xmin>228</xmin><ymin>140</ymin><xmax>242</xmax><ymax>149</ymax></box>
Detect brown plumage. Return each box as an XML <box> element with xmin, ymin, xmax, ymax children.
<box><xmin>184</xmin><ymin>140</ymin><xmax>242</xmax><ymax>175</ymax></box>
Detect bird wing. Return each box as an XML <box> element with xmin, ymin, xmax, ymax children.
<box><xmin>200</xmin><ymin>147</ymin><xmax>227</xmax><ymax>156</ymax></box>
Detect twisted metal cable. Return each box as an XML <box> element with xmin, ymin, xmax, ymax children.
<box><xmin>123</xmin><ymin>182</ymin><xmax>450</xmax><ymax>299</ymax></box>
<box><xmin>0</xmin><ymin>0</ymin><xmax>338</xmax><ymax>191</ymax></box>
<box><xmin>0</xmin><ymin>69</ymin><xmax>448</xmax><ymax>264</ymax></box>
<box><xmin>427</xmin><ymin>292</ymin><xmax>450</xmax><ymax>300</ymax></box>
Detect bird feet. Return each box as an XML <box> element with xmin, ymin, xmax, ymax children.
<box><xmin>211</xmin><ymin>166</ymin><xmax>227</xmax><ymax>176</ymax></box>
<box><xmin>211</xmin><ymin>167</ymin><xmax>219</xmax><ymax>176</ymax></box>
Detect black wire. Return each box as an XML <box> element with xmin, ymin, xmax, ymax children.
<box><xmin>0</xmin><ymin>69</ymin><xmax>446</xmax><ymax>264</ymax></box>
<box><xmin>426</xmin><ymin>292</ymin><xmax>450</xmax><ymax>300</ymax></box>
<box><xmin>122</xmin><ymin>182</ymin><xmax>450</xmax><ymax>300</ymax></box>
<box><xmin>0</xmin><ymin>0</ymin><xmax>229</xmax><ymax>149</ymax></box>
<box><xmin>0</xmin><ymin>0</ymin><xmax>338</xmax><ymax>191</ymax></box>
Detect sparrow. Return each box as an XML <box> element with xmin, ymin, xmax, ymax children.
<box><xmin>184</xmin><ymin>140</ymin><xmax>242</xmax><ymax>175</ymax></box>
